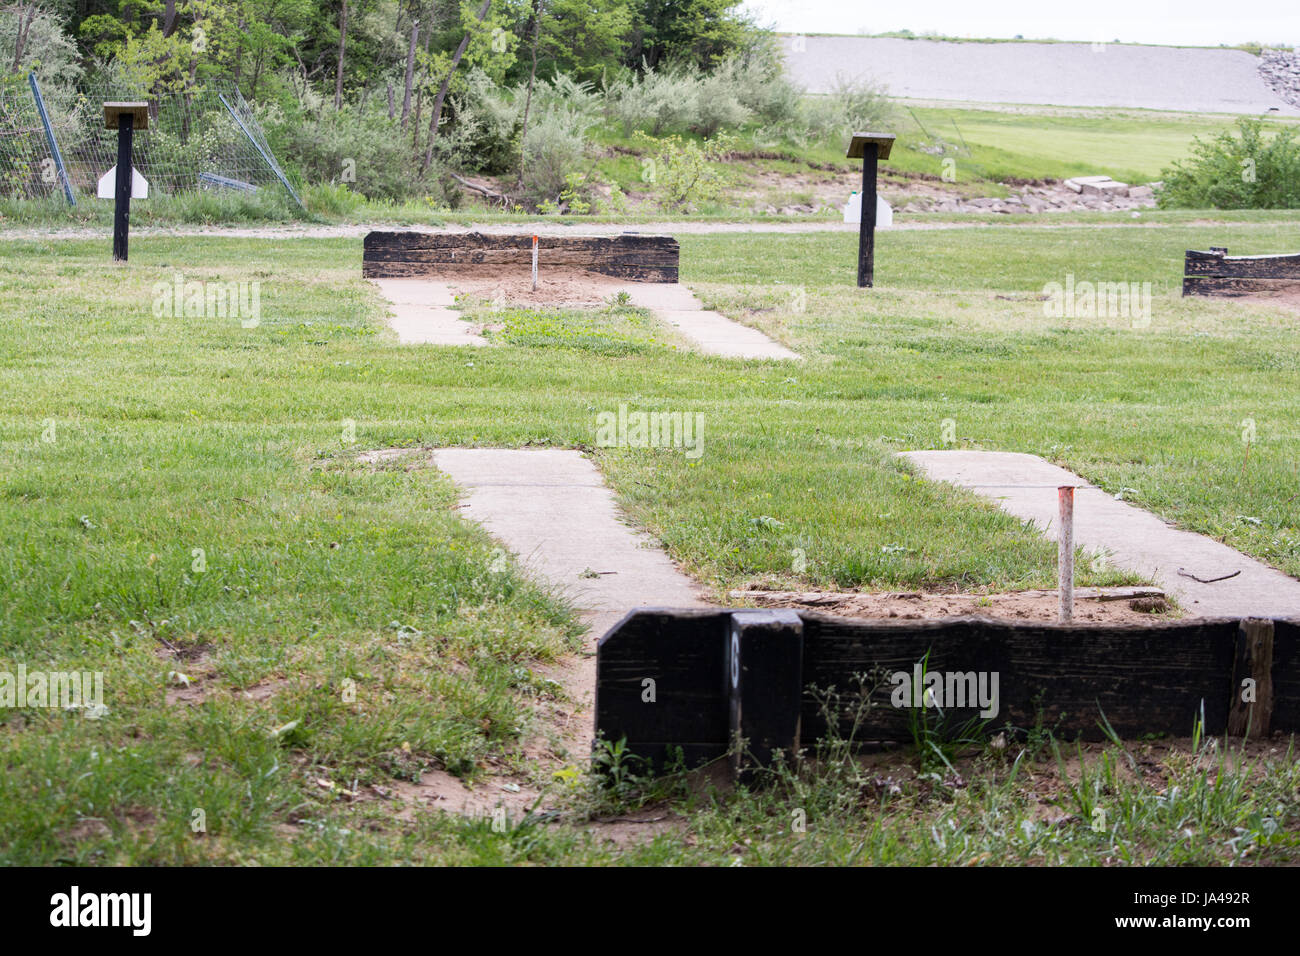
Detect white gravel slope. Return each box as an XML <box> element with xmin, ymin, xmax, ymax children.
<box><xmin>781</xmin><ymin>36</ymin><xmax>1299</xmax><ymax>115</ymax></box>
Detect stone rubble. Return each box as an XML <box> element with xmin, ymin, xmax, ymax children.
<box><xmin>1258</xmin><ymin>48</ymin><xmax>1300</xmax><ymax>110</ymax></box>
<box><xmin>897</xmin><ymin>179</ymin><xmax>1161</xmax><ymax>216</ymax></box>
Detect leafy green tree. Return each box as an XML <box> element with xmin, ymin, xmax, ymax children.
<box><xmin>627</xmin><ymin>0</ymin><xmax>756</xmax><ymax>71</ymax></box>
<box><xmin>536</xmin><ymin>0</ymin><xmax>633</xmax><ymax>82</ymax></box>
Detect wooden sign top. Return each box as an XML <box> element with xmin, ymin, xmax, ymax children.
<box><xmin>847</xmin><ymin>132</ymin><xmax>896</xmax><ymax>160</ymax></box>
<box><xmin>103</xmin><ymin>102</ymin><xmax>150</xmax><ymax>131</ymax></box>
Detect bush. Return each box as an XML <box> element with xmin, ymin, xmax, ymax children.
<box><xmin>800</xmin><ymin>74</ymin><xmax>895</xmax><ymax>142</ymax></box>
<box><xmin>519</xmin><ymin>111</ymin><xmax>590</xmax><ymax>203</ymax></box>
<box><xmin>451</xmin><ymin>69</ymin><xmax>522</xmax><ymax>174</ymax></box>
<box><xmin>1158</xmin><ymin>119</ymin><xmax>1300</xmax><ymax>209</ymax></box>
<box><xmin>633</xmin><ymin>131</ymin><xmax>734</xmax><ymax>209</ymax></box>
<box><xmin>714</xmin><ymin>44</ymin><xmax>804</xmax><ymax>128</ymax></box>
<box><xmin>689</xmin><ymin>71</ymin><xmax>750</xmax><ymax>137</ymax></box>
<box><xmin>266</xmin><ymin>103</ymin><xmax>437</xmax><ymax>201</ymax></box>
<box><xmin>607</xmin><ymin>68</ymin><xmax>701</xmax><ymax>136</ymax></box>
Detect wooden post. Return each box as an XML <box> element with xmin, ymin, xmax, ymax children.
<box><xmin>103</xmin><ymin>103</ymin><xmax>149</xmax><ymax>263</ymax></box>
<box><xmin>1228</xmin><ymin>618</ymin><xmax>1274</xmax><ymax>737</ymax></box>
<box><xmin>531</xmin><ymin>234</ymin><xmax>538</xmax><ymax>291</ymax></box>
<box><xmin>846</xmin><ymin>132</ymin><xmax>895</xmax><ymax>289</ymax></box>
<box><xmin>112</xmin><ymin>113</ymin><xmax>133</xmax><ymax>262</ymax></box>
<box><xmin>727</xmin><ymin>609</ymin><xmax>803</xmax><ymax>781</ymax></box>
<box><xmin>858</xmin><ymin>144</ymin><xmax>877</xmax><ymax>287</ymax></box>
<box><xmin>1058</xmin><ymin>486</ymin><xmax>1075</xmax><ymax>623</ymax></box>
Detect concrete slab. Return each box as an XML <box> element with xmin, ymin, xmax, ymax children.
<box><xmin>371</xmin><ymin>278</ymin><xmax>487</xmax><ymax>346</ymax></box>
<box><xmin>620</xmin><ymin>283</ymin><xmax>705</xmax><ymax>312</ymax></box>
<box><xmin>622</xmin><ymin>284</ymin><xmax>801</xmax><ymax>361</ymax></box>
<box><xmin>432</xmin><ymin>448</ymin><xmax>711</xmax><ymax>759</ymax></box>
<box><xmin>656</xmin><ymin>309</ymin><xmax>802</xmax><ymax>360</ymax></box>
<box><xmin>901</xmin><ymin>450</ymin><xmax>1300</xmax><ymax>619</ymax></box>
<box><xmin>432</xmin><ymin>448</ymin><xmax>709</xmax><ymax>639</ymax></box>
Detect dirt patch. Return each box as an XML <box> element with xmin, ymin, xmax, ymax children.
<box><xmin>444</xmin><ymin>269</ymin><xmax>640</xmax><ymax>307</ymax></box>
<box><xmin>730</xmin><ymin>588</ymin><xmax>1177</xmax><ymax>623</ymax></box>
<box><xmin>165</xmin><ymin>673</ymin><xmax>291</xmax><ymax>707</ymax></box>
<box><xmin>1227</xmin><ymin>287</ymin><xmax>1300</xmax><ymax>313</ymax></box>
<box><xmin>387</xmin><ymin>769</ymin><xmax>553</xmax><ymax>819</ymax></box>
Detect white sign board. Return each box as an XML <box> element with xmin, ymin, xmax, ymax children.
<box><xmin>97</xmin><ymin>166</ymin><xmax>149</xmax><ymax>199</ymax></box>
<box><xmin>842</xmin><ymin>192</ymin><xmax>892</xmax><ymax>228</ymax></box>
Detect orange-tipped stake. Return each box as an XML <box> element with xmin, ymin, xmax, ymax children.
<box><xmin>531</xmin><ymin>235</ymin><xmax>538</xmax><ymax>291</ymax></box>
<box><xmin>1058</xmin><ymin>486</ymin><xmax>1075</xmax><ymax>622</ymax></box>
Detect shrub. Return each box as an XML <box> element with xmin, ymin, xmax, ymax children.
<box><xmin>452</xmin><ymin>68</ymin><xmax>522</xmax><ymax>174</ymax></box>
<box><xmin>266</xmin><ymin>104</ymin><xmax>435</xmax><ymax>201</ymax></box>
<box><xmin>714</xmin><ymin>44</ymin><xmax>804</xmax><ymax>128</ymax></box>
<box><xmin>689</xmin><ymin>71</ymin><xmax>750</xmax><ymax>137</ymax></box>
<box><xmin>607</xmin><ymin>68</ymin><xmax>700</xmax><ymax>136</ymax></box>
<box><xmin>519</xmin><ymin>110</ymin><xmax>590</xmax><ymax>203</ymax></box>
<box><xmin>633</xmin><ymin>131</ymin><xmax>734</xmax><ymax>209</ymax></box>
<box><xmin>1158</xmin><ymin>119</ymin><xmax>1300</xmax><ymax>209</ymax></box>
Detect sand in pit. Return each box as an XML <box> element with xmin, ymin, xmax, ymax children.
<box><xmin>731</xmin><ymin>588</ymin><xmax>1175</xmax><ymax>624</ymax></box>
<box><xmin>443</xmin><ymin>268</ymin><xmax>637</xmax><ymax>307</ymax></box>
<box><xmin>1231</xmin><ymin>287</ymin><xmax>1300</xmax><ymax>314</ymax></box>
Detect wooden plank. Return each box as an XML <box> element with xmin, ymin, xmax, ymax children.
<box><xmin>1227</xmin><ymin>618</ymin><xmax>1274</xmax><ymax>737</ymax></box>
<box><xmin>1182</xmin><ymin>275</ymin><xmax>1300</xmax><ymax>297</ymax></box>
<box><xmin>593</xmin><ymin>610</ymin><xmax>1298</xmax><ymax>776</ymax></box>
<box><xmin>727</xmin><ymin>610</ymin><xmax>803</xmax><ymax>780</ymax></box>
<box><xmin>365</xmin><ymin>232</ymin><xmax>678</xmax><ymax>252</ymax></box>
<box><xmin>1271</xmin><ymin>619</ymin><xmax>1300</xmax><ymax>734</ymax></box>
<box><xmin>362</xmin><ymin>231</ymin><xmax>680</xmax><ymax>282</ymax></box>
<box><xmin>846</xmin><ymin>132</ymin><xmax>896</xmax><ymax>160</ymax></box>
<box><xmin>594</xmin><ymin>608</ymin><xmax>731</xmax><ymax>772</ymax></box>
<box><xmin>363</xmin><ymin>248</ymin><xmax>680</xmax><ymax>265</ymax></box>
<box><xmin>362</xmin><ymin>260</ymin><xmax>677</xmax><ymax>281</ymax></box>
<box><xmin>798</xmin><ymin>614</ymin><xmax>1240</xmax><ymax>743</ymax></box>
<box><xmin>1185</xmin><ymin>249</ymin><xmax>1300</xmax><ymax>279</ymax></box>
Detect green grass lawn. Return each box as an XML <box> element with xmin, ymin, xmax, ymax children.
<box><xmin>1</xmin><ymin>221</ymin><xmax>1298</xmax><ymax>864</ymax></box>
<box><xmin>889</xmin><ymin>105</ymin><xmax>1285</xmax><ymax>184</ymax></box>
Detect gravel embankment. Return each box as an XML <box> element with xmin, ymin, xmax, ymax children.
<box><xmin>780</xmin><ymin>36</ymin><xmax>1300</xmax><ymax>114</ymax></box>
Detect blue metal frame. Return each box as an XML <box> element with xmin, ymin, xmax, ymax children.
<box><xmin>28</xmin><ymin>73</ymin><xmax>75</xmax><ymax>205</ymax></box>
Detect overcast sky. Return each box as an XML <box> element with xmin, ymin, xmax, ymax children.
<box><xmin>741</xmin><ymin>0</ymin><xmax>1300</xmax><ymax>47</ymax></box>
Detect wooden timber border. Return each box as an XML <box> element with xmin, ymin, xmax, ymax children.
<box><xmin>595</xmin><ymin>609</ymin><xmax>1299</xmax><ymax>778</ymax></box>
<box><xmin>1182</xmin><ymin>247</ymin><xmax>1300</xmax><ymax>296</ymax></box>
<box><xmin>362</xmin><ymin>231</ymin><xmax>679</xmax><ymax>282</ymax></box>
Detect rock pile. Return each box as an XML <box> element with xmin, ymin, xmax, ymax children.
<box><xmin>1259</xmin><ymin>49</ymin><xmax>1300</xmax><ymax>110</ymax></box>
<box><xmin>898</xmin><ymin>179</ymin><xmax>1160</xmax><ymax>215</ymax></box>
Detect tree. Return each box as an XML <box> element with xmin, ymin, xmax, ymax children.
<box><xmin>421</xmin><ymin>0</ymin><xmax>490</xmax><ymax>172</ymax></box>
<box><xmin>536</xmin><ymin>0</ymin><xmax>630</xmax><ymax>81</ymax></box>
<box><xmin>628</xmin><ymin>0</ymin><xmax>755</xmax><ymax>71</ymax></box>
<box><xmin>333</xmin><ymin>0</ymin><xmax>346</xmax><ymax>107</ymax></box>
<box><xmin>399</xmin><ymin>12</ymin><xmax>417</xmax><ymax>126</ymax></box>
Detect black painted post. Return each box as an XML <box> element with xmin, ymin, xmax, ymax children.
<box><xmin>727</xmin><ymin>609</ymin><xmax>804</xmax><ymax>782</ymax></box>
<box><xmin>112</xmin><ymin>112</ymin><xmax>133</xmax><ymax>262</ymax></box>
<box><xmin>857</xmin><ymin>143</ymin><xmax>878</xmax><ymax>288</ymax></box>
<box><xmin>847</xmin><ymin>132</ymin><xmax>896</xmax><ymax>289</ymax></box>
